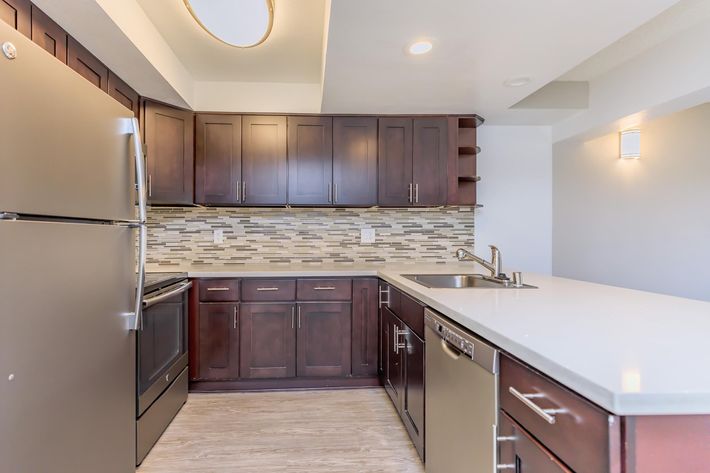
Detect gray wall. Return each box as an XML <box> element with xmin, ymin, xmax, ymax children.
<box><xmin>553</xmin><ymin>103</ymin><xmax>710</xmax><ymax>301</ymax></box>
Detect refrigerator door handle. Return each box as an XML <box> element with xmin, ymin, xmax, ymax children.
<box><xmin>131</xmin><ymin>118</ymin><xmax>147</xmax><ymax>223</ymax></box>
<box><xmin>126</xmin><ymin>223</ymin><xmax>147</xmax><ymax>332</ymax></box>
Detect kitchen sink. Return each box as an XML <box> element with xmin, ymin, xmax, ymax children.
<box><xmin>402</xmin><ymin>274</ymin><xmax>536</xmax><ymax>289</ymax></box>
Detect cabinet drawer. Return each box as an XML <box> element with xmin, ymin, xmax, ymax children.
<box><xmin>498</xmin><ymin>411</ymin><xmax>572</xmax><ymax>473</ymax></box>
<box><xmin>398</xmin><ymin>292</ymin><xmax>425</xmax><ymax>339</ymax></box>
<box><xmin>242</xmin><ymin>279</ymin><xmax>296</xmax><ymax>301</ymax></box>
<box><xmin>500</xmin><ymin>354</ymin><xmax>620</xmax><ymax>473</ymax></box>
<box><xmin>199</xmin><ymin>279</ymin><xmax>240</xmax><ymax>302</ymax></box>
<box><xmin>297</xmin><ymin>279</ymin><xmax>352</xmax><ymax>301</ymax></box>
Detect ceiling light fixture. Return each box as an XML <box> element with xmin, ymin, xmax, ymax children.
<box><xmin>408</xmin><ymin>41</ymin><xmax>433</xmax><ymax>55</ymax></box>
<box><xmin>504</xmin><ymin>77</ymin><xmax>531</xmax><ymax>87</ymax></box>
<box><xmin>184</xmin><ymin>0</ymin><xmax>274</xmax><ymax>48</ymax></box>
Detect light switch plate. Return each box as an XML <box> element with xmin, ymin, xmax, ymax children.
<box><xmin>361</xmin><ymin>228</ymin><xmax>376</xmax><ymax>244</ymax></box>
<box><xmin>213</xmin><ymin>229</ymin><xmax>224</xmax><ymax>244</ymax></box>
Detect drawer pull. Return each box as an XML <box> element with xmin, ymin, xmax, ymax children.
<box><xmin>206</xmin><ymin>287</ymin><xmax>231</xmax><ymax>292</ymax></box>
<box><xmin>508</xmin><ymin>387</ymin><xmax>566</xmax><ymax>425</ymax></box>
<box><xmin>497</xmin><ymin>465</ymin><xmax>515</xmax><ymax>471</ymax></box>
<box><xmin>256</xmin><ymin>287</ymin><xmax>279</xmax><ymax>291</ymax></box>
<box><xmin>313</xmin><ymin>286</ymin><xmax>336</xmax><ymax>291</ymax></box>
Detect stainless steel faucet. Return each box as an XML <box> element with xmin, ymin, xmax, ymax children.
<box><xmin>456</xmin><ymin>245</ymin><xmax>503</xmax><ymax>279</ymax></box>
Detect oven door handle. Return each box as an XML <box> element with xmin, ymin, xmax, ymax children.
<box><xmin>143</xmin><ymin>281</ymin><xmax>193</xmax><ymax>309</ymax></box>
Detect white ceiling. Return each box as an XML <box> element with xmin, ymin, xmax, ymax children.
<box><xmin>136</xmin><ymin>0</ymin><xmax>326</xmax><ymax>83</ymax></box>
<box><xmin>320</xmin><ymin>0</ymin><xmax>680</xmax><ymax>122</ymax></box>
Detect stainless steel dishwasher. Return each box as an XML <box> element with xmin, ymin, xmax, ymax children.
<box><xmin>424</xmin><ymin>308</ymin><xmax>499</xmax><ymax>473</ymax></box>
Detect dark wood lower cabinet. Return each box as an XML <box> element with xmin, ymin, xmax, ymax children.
<box><xmin>381</xmin><ymin>301</ymin><xmax>425</xmax><ymax>460</ymax></box>
<box><xmin>401</xmin><ymin>328</ymin><xmax>424</xmax><ymax>457</ymax></box>
<box><xmin>499</xmin><ymin>412</ymin><xmax>572</xmax><ymax>473</ymax></box>
<box><xmin>198</xmin><ymin>303</ymin><xmax>239</xmax><ymax>380</ymax></box>
<box><xmin>296</xmin><ymin>302</ymin><xmax>351</xmax><ymax>377</ymax></box>
<box><xmin>351</xmin><ymin>278</ymin><xmax>379</xmax><ymax>377</ymax></box>
<box><xmin>239</xmin><ymin>303</ymin><xmax>296</xmax><ymax>379</ymax></box>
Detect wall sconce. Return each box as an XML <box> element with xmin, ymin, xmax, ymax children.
<box><xmin>620</xmin><ymin>130</ymin><xmax>641</xmax><ymax>159</ymax></box>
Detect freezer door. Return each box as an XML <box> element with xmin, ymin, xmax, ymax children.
<box><xmin>0</xmin><ymin>22</ymin><xmax>137</xmax><ymax>222</ymax></box>
<box><xmin>0</xmin><ymin>220</ymin><xmax>136</xmax><ymax>473</ymax></box>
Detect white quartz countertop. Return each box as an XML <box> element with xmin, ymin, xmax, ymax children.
<box><xmin>148</xmin><ymin>262</ymin><xmax>710</xmax><ymax>416</ymax></box>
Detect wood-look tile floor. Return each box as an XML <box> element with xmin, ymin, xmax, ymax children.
<box><xmin>137</xmin><ymin>388</ymin><xmax>424</xmax><ymax>473</ymax></box>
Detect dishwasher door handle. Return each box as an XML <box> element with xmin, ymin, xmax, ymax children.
<box><xmin>439</xmin><ymin>338</ymin><xmax>463</xmax><ymax>360</ymax></box>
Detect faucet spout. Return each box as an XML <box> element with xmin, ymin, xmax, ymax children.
<box><xmin>455</xmin><ymin>245</ymin><xmax>503</xmax><ymax>279</ymax></box>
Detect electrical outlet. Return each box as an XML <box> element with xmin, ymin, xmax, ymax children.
<box><xmin>213</xmin><ymin>229</ymin><xmax>224</xmax><ymax>244</ymax></box>
<box><xmin>361</xmin><ymin>228</ymin><xmax>376</xmax><ymax>244</ymax></box>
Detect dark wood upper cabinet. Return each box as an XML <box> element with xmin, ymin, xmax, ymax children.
<box><xmin>287</xmin><ymin>116</ymin><xmax>333</xmax><ymax>205</ymax></box>
<box><xmin>67</xmin><ymin>37</ymin><xmax>108</xmax><ymax>92</ymax></box>
<box><xmin>1</xmin><ymin>0</ymin><xmax>30</xmax><ymax>37</ymax></box>
<box><xmin>239</xmin><ymin>303</ymin><xmax>296</xmax><ymax>379</ymax></box>
<box><xmin>195</xmin><ymin>114</ymin><xmax>242</xmax><ymax>205</ymax></box>
<box><xmin>30</xmin><ymin>5</ymin><xmax>67</xmax><ymax>63</ymax></box>
<box><xmin>378</xmin><ymin>117</ymin><xmax>413</xmax><ymax>206</ymax></box>
<box><xmin>351</xmin><ymin>278</ymin><xmax>379</xmax><ymax>377</ymax></box>
<box><xmin>198</xmin><ymin>303</ymin><xmax>239</xmax><ymax>380</ymax></box>
<box><xmin>142</xmin><ymin>100</ymin><xmax>194</xmax><ymax>205</ymax></box>
<box><xmin>242</xmin><ymin>115</ymin><xmax>287</xmax><ymax>205</ymax></box>
<box><xmin>413</xmin><ymin>117</ymin><xmax>448</xmax><ymax>206</ymax></box>
<box><xmin>333</xmin><ymin>117</ymin><xmax>378</xmax><ymax>206</ymax></box>
<box><xmin>296</xmin><ymin>302</ymin><xmax>351</xmax><ymax>377</ymax></box>
<box><xmin>108</xmin><ymin>71</ymin><xmax>140</xmax><ymax>118</ymax></box>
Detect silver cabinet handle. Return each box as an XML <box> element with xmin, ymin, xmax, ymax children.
<box><xmin>147</xmin><ymin>174</ymin><xmax>152</xmax><ymax>198</ymax></box>
<box><xmin>328</xmin><ymin>183</ymin><xmax>332</xmax><ymax>203</ymax></box>
<box><xmin>233</xmin><ymin>306</ymin><xmax>238</xmax><ymax>329</ymax></box>
<box><xmin>408</xmin><ymin>183</ymin><xmax>413</xmax><ymax>203</ymax></box>
<box><xmin>256</xmin><ymin>287</ymin><xmax>279</xmax><ymax>291</ymax></box>
<box><xmin>415</xmin><ymin>183</ymin><xmax>419</xmax><ymax>203</ymax></box>
<box><xmin>242</xmin><ymin>180</ymin><xmax>246</xmax><ymax>202</ymax></box>
<box><xmin>379</xmin><ymin>286</ymin><xmax>390</xmax><ymax>306</ymax></box>
<box><xmin>143</xmin><ymin>281</ymin><xmax>192</xmax><ymax>309</ymax></box>
<box><xmin>207</xmin><ymin>287</ymin><xmax>230</xmax><ymax>292</ymax></box>
<box><xmin>291</xmin><ymin>306</ymin><xmax>295</xmax><ymax>329</ymax></box>
<box><xmin>393</xmin><ymin>326</ymin><xmax>399</xmax><ymax>355</ymax></box>
<box><xmin>508</xmin><ymin>387</ymin><xmax>566</xmax><ymax>425</ymax></box>
<box><xmin>297</xmin><ymin>305</ymin><xmax>301</xmax><ymax>329</ymax></box>
<box><xmin>497</xmin><ymin>465</ymin><xmax>515</xmax><ymax>470</ymax></box>
<box><xmin>236</xmin><ymin>181</ymin><xmax>241</xmax><ymax>203</ymax></box>
<box><xmin>334</xmin><ymin>183</ymin><xmax>338</xmax><ymax>204</ymax></box>
<box><xmin>313</xmin><ymin>286</ymin><xmax>336</xmax><ymax>291</ymax></box>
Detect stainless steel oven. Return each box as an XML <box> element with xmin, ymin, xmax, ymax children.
<box><xmin>137</xmin><ymin>273</ymin><xmax>191</xmax><ymax>465</ymax></box>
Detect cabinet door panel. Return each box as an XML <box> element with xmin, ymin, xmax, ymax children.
<box><xmin>413</xmin><ymin>118</ymin><xmax>448</xmax><ymax>206</ymax></box>
<box><xmin>352</xmin><ymin>278</ymin><xmax>379</xmax><ymax>377</ymax></box>
<box><xmin>499</xmin><ymin>413</ymin><xmax>572</xmax><ymax>473</ymax></box>
<box><xmin>240</xmin><ymin>303</ymin><xmax>295</xmax><ymax>378</ymax></box>
<box><xmin>333</xmin><ymin>117</ymin><xmax>378</xmax><ymax>206</ymax></box>
<box><xmin>143</xmin><ymin>100</ymin><xmax>194</xmax><ymax>205</ymax></box>
<box><xmin>199</xmin><ymin>303</ymin><xmax>239</xmax><ymax>380</ymax></box>
<box><xmin>107</xmin><ymin>72</ymin><xmax>140</xmax><ymax>118</ymax></box>
<box><xmin>382</xmin><ymin>307</ymin><xmax>403</xmax><ymax>406</ymax></box>
<box><xmin>1</xmin><ymin>0</ymin><xmax>30</xmax><ymax>36</ymax></box>
<box><xmin>67</xmin><ymin>37</ymin><xmax>108</xmax><ymax>92</ymax></box>
<box><xmin>242</xmin><ymin>115</ymin><xmax>287</xmax><ymax>205</ymax></box>
<box><xmin>195</xmin><ymin>114</ymin><xmax>242</xmax><ymax>205</ymax></box>
<box><xmin>288</xmin><ymin>116</ymin><xmax>332</xmax><ymax>205</ymax></box>
<box><xmin>31</xmin><ymin>5</ymin><xmax>67</xmax><ymax>63</ymax></box>
<box><xmin>297</xmin><ymin>302</ymin><xmax>351</xmax><ymax>377</ymax></box>
<box><xmin>378</xmin><ymin>118</ymin><xmax>413</xmax><ymax>206</ymax></box>
<box><xmin>402</xmin><ymin>329</ymin><xmax>425</xmax><ymax>459</ymax></box>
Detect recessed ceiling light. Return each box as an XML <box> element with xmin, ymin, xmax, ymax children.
<box><xmin>504</xmin><ymin>77</ymin><xmax>532</xmax><ymax>87</ymax></box>
<box><xmin>408</xmin><ymin>41</ymin><xmax>433</xmax><ymax>55</ymax></box>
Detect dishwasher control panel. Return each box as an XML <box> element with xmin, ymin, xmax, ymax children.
<box><xmin>429</xmin><ymin>317</ymin><xmax>475</xmax><ymax>359</ymax></box>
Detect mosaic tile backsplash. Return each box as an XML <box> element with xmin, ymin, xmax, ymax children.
<box><xmin>147</xmin><ymin>207</ymin><xmax>475</xmax><ymax>266</ymax></box>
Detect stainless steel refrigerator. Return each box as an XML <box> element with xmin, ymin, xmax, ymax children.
<box><xmin>0</xmin><ymin>22</ymin><xmax>146</xmax><ymax>472</ymax></box>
